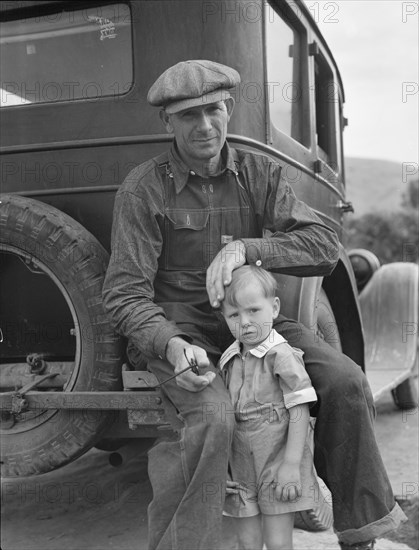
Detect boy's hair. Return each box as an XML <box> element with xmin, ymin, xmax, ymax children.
<box><xmin>223</xmin><ymin>265</ymin><xmax>277</xmax><ymax>308</ymax></box>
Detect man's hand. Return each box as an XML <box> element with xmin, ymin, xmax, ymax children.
<box><xmin>272</xmin><ymin>461</ymin><xmax>302</xmax><ymax>502</ymax></box>
<box><xmin>206</xmin><ymin>240</ymin><xmax>246</xmax><ymax>308</ymax></box>
<box><xmin>166</xmin><ymin>337</ymin><xmax>215</xmax><ymax>392</ymax></box>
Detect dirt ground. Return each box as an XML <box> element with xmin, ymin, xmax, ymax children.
<box><xmin>1</xmin><ymin>377</ymin><xmax>418</xmax><ymax>550</ymax></box>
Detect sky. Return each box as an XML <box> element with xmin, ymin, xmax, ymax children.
<box><xmin>304</xmin><ymin>0</ymin><xmax>419</xmax><ymax>165</ymax></box>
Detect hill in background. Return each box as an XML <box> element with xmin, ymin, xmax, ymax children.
<box><xmin>344</xmin><ymin>157</ymin><xmax>412</xmax><ymax>217</ymax></box>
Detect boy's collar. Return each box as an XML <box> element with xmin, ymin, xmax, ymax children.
<box><xmin>219</xmin><ymin>329</ymin><xmax>287</xmax><ymax>369</ymax></box>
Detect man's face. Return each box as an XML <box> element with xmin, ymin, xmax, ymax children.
<box><xmin>160</xmin><ymin>99</ymin><xmax>234</xmax><ymax>167</ymax></box>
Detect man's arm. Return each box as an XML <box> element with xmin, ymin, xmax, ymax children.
<box><xmin>102</xmin><ymin>180</ymin><xmax>187</xmax><ymax>360</ymax></box>
<box><xmin>207</xmin><ymin>158</ymin><xmax>339</xmax><ymax>307</ymax></box>
<box><xmin>242</xmin><ymin>158</ymin><xmax>339</xmax><ymax>274</ymax></box>
<box><xmin>241</xmin><ymin>183</ymin><xmax>339</xmax><ymax>275</ymax></box>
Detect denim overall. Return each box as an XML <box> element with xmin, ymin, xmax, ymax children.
<box><xmin>153</xmin><ymin>159</ymin><xmax>258</xmax><ymax>362</ymax></box>
<box><xmin>146</xmin><ymin>159</ymin><xmax>405</xmax><ymax>549</ymax></box>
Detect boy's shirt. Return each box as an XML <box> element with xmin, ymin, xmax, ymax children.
<box><xmin>219</xmin><ymin>329</ymin><xmax>317</xmax><ymax>419</ymax></box>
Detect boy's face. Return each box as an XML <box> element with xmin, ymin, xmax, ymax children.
<box><xmin>222</xmin><ymin>282</ymin><xmax>280</xmax><ymax>352</ymax></box>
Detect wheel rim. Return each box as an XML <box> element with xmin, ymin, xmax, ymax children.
<box><xmin>1</xmin><ymin>244</ymin><xmax>82</xmax><ymax>434</ymax></box>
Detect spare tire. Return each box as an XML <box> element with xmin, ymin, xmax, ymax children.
<box><xmin>0</xmin><ymin>194</ymin><xmax>122</xmax><ymax>477</ymax></box>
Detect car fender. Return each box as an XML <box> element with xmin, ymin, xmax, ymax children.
<box><xmin>359</xmin><ymin>262</ymin><xmax>418</xmax><ymax>374</ymax></box>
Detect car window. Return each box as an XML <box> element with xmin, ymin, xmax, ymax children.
<box><xmin>314</xmin><ymin>52</ymin><xmax>337</xmax><ymax>164</ymax></box>
<box><xmin>0</xmin><ymin>3</ymin><xmax>132</xmax><ymax>107</ymax></box>
<box><xmin>265</xmin><ymin>2</ymin><xmax>308</xmax><ymax>145</ymax></box>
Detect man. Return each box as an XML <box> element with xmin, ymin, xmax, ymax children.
<box><xmin>103</xmin><ymin>60</ymin><xmax>405</xmax><ymax>550</ymax></box>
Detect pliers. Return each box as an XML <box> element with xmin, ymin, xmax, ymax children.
<box><xmin>148</xmin><ymin>349</ymin><xmax>200</xmax><ymax>388</ymax></box>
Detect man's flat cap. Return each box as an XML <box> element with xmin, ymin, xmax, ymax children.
<box><xmin>147</xmin><ymin>60</ymin><xmax>240</xmax><ymax>114</ymax></box>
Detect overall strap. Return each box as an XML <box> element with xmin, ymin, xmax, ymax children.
<box><xmin>156</xmin><ymin>152</ymin><xmax>173</xmax><ymax>205</ymax></box>
<box><xmin>233</xmin><ymin>158</ymin><xmax>262</xmax><ymax>235</ymax></box>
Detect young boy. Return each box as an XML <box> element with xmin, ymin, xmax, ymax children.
<box><xmin>220</xmin><ymin>265</ymin><xmax>319</xmax><ymax>550</ymax></box>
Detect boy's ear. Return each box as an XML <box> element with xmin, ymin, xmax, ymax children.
<box><xmin>272</xmin><ymin>296</ymin><xmax>280</xmax><ymax>319</ymax></box>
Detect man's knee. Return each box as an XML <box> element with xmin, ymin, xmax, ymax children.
<box><xmin>184</xmin><ymin>403</ymin><xmax>235</xmax><ymax>457</ymax></box>
<box><xmin>327</xmin><ymin>357</ymin><xmax>370</xmax><ymax>393</ymax></box>
<box><xmin>312</xmin><ymin>353</ymin><xmax>374</xmax><ymax>412</ymax></box>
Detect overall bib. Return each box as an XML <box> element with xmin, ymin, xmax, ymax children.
<box><xmin>154</xmin><ymin>160</ymin><xmax>259</xmax><ymax>361</ymax></box>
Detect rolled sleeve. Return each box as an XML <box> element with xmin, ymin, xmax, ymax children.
<box><xmin>283</xmin><ymin>387</ymin><xmax>318</xmax><ymax>409</ymax></box>
<box><xmin>273</xmin><ymin>347</ymin><xmax>317</xmax><ymax>409</ymax></box>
